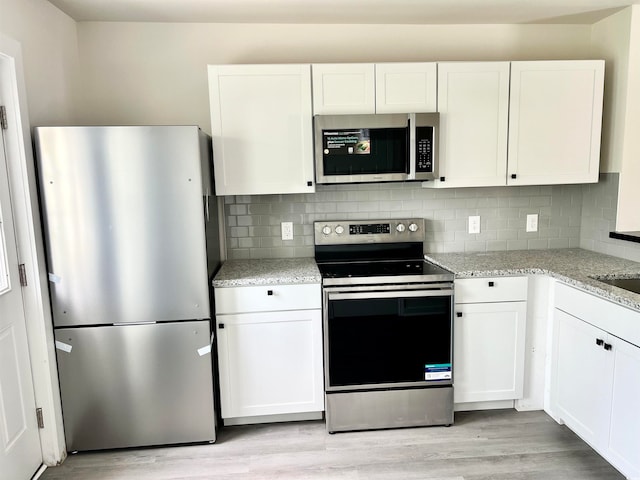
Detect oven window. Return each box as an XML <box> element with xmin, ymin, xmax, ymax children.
<box><xmin>322</xmin><ymin>128</ymin><xmax>408</xmax><ymax>176</ymax></box>
<box><xmin>327</xmin><ymin>295</ymin><xmax>452</xmax><ymax>387</ymax></box>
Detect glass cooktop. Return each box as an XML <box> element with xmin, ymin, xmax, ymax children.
<box><xmin>317</xmin><ymin>259</ymin><xmax>453</xmax><ymax>284</ymax></box>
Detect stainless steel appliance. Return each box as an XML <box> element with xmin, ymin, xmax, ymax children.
<box><xmin>315</xmin><ymin>218</ymin><xmax>454</xmax><ymax>433</ymax></box>
<box><xmin>34</xmin><ymin>126</ymin><xmax>221</xmax><ymax>451</ymax></box>
<box><xmin>314</xmin><ymin>113</ymin><xmax>439</xmax><ymax>184</ymax></box>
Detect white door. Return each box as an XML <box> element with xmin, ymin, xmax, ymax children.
<box><xmin>375</xmin><ymin>63</ymin><xmax>437</xmax><ymax>113</ymax></box>
<box><xmin>0</xmin><ymin>118</ymin><xmax>42</xmax><ymax>478</ymax></box>
<box><xmin>507</xmin><ymin>60</ymin><xmax>604</xmax><ymax>186</ymax></box>
<box><xmin>311</xmin><ymin>64</ymin><xmax>375</xmax><ymax>114</ymax></box>
<box><xmin>430</xmin><ymin>62</ymin><xmax>510</xmax><ymax>188</ymax></box>
<box><xmin>216</xmin><ymin>309</ymin><xmax>324</xmax><ymax>419</ymax></box>
<box><xmin>553</xmin><ymin>308</ymin><xmax>613</xmax><ymax>449</ymax></box>
<box><xmin>454</xmin><ymin>300</ymin><xmax>527</xmax><ymax>403</ymax></box>
<box><xmin>208</xmin><ymin>64</ymin><xmax>315</xmax><ymax>195</ymax></box>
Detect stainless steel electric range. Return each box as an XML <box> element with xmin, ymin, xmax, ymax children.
<box><xmin>315</xmin><ymin>218</ymin><xmax>455</xmax><ymax>433</ymax></box>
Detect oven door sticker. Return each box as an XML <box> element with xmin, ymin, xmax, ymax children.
<box><xmin>323</xmin><ymin>129</ymin><xmax>371</xmax><ymax>155</ymax></box>
<box><xmin>424</xmin><ymin>363</ymin><xmax>452</xmax><ymax>381</ymax></box>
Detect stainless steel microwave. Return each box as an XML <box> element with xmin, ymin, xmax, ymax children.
<box><xmin>314</xmin><ymin>113</ymin><xmax>439</xmax><ymax>185</ymax></box>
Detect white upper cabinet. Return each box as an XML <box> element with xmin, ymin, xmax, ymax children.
<box><xmin>427</xmin><ymin>62</ymin><xmax>510</xmax><ymax>188</ymax></box>
<box><xmin>312</xmin><ymin>63</ymin><xmax>437</xmax><ymax>114</ymax></box>
<box><xmin>375</xmin><ymin>63</ymin><xmax>437</xmax><ymax>113</ymax></box>
<box><xmin>312</xmin><ymin>64</ymin><xmax>375</xmax><ymax>114</ymax></box>
<box><xmin>507</xmin><ymin>60</ymin><xmax>605</xmax><ymax>186</ymax></box>
<box><xmin>207</xmin><ymin>64</ymin><xmax>315</xmax><ymax>196</ymax></box>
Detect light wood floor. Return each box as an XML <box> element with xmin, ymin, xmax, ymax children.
<box><xmin>40</xmin><ymin>409</ymin><xmax>624</xmax><ymax>480</ymax></box>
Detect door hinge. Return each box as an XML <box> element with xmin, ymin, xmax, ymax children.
<box><xmin>0</xmin><ymin>106</ymin><xmax>7</xmax><ymax>130</ymax></box>
<box><xmin>36</xmin><ymin>408</ymin><xmax>45</xmax><ymax>429</ymax></box>
<box><xmin>19</xmin><ymin>264</ymin><xmax>28</xmax><ymax>287</ymax></box>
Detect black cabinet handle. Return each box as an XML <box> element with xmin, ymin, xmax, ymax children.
<box><xmin>511</xmin><ymin>174</ymin><xmax>517</xmax><ymax>179</ymax></box>
<box><xmin>596</xmin><ymin>338</ymin><xmax>604</xmax><ymax>346</ymax></box>
<box><xmin>267</xmin><ymin>289</ymin><xmax>274</xmax><ymax>296</ymax></box>
<box><xmin>218</xmin><ymin>323</ymin><xmax>225</xmax><ymax>329</ymax></box>
<box><xmin>440</xmin><ymin>176</ymin><xmax>446</xmax><ymax>182</ymax></box>
<box><xmin>488</xmin><ymin>281</ymin><xmax>495</xmax><ymax>287</ymax></box>
<box><xmin>307</xmin><ymin>181</ymin><xmax>313</xmax><ymax>186</ymax></box>
<box><xmin>604</xmin><ymin>343</ymin><xmax>612</xmax><ymax>351</ymax></box>
<box><xmin>456</xmin><ymin>312</ymin><xmax>463</xmax><ymax>317</ymax></box>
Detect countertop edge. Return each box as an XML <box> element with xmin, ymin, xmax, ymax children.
<box><xmin>425</xmin><ymin>255</ymin><xmax>640</xmax><ymax>313</ymax></box>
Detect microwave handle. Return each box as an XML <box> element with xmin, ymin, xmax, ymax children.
<box><xmin>407</xmin><ymin>113</ymin><xmax>416</xmax><ymax>180</ymax></box>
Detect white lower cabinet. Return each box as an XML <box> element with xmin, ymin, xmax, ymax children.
<box><xmin>552</xmin><ymin>283</ymin><xmax>640</xmax><ymax>479</ymax></box>
<box><xmin>454</xmin><ymin>277</ymin><xmax>528</xmax><ymax>404</ymax></box>
<box><xmin>454</xmin><ymin>301</ymin><xmax>527</xmax><ymax>403</ymax></box>
<box><xmin>214</xmin><ymin>284</ymin><xmax>324</xmax><ymax>421</ymax></box>
<box><xmin>553</xmin><ymin>309</ymin><xmax>613</xmax><ymax>446</ymax></box>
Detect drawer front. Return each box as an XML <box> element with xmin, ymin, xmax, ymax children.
<box><xmin>555</xmin><ymin>282</ymin><xmax>640</xmax><ymax>347</ymax></box>
<box><xmin>215</xmin><ymin>284</ymin><xmax>321</xmax><ymax>314</ymax></box>
<box><xmin>455</xmin><ymin>276</ymin><xmax>528</xmax><ymax>304</ymax></box>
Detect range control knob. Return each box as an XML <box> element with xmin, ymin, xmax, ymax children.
<box><xmin>396</xmin><ymin>223</ymin><xmax>406</xmax><ymax>233</ymax></box>
<box><xmin>322</xmin><ymin>225</ymin><xmax>332</xmax><ymax>236</ymax></box>
<box><xmin>409</xmin><ymin>223</ymin><xmax>419</xmax><ymax>232</ymax></box>
<box><xmin>335</xmin><ymin>225</ymin><xmax>345</xmax><ymax>235</ymax></box>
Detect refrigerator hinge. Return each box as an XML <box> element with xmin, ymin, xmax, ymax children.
<box><xmin>0</xmin><ymin>106</ymin><xmax>7</xmax><ymax>130</ymax></box>
<box><xmin>36</xmin><ymin>408</ymin><xmax>45</xmax><ymax>429</ymax></box>
<box><xmin>18</xmin><ymin>264</ymin><xmax>28</xmax><ymax>287</ymax></box>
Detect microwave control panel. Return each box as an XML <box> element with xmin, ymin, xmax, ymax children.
<box><xmin>415</xmin><ymin>126</ymin><xmax>434</xmax><ymax>173</ymax></box>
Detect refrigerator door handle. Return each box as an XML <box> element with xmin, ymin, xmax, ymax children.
<box><xmin>113</xmin><ymin>321</ymin><xmax>157</xmax><ymax>326</ymax></box>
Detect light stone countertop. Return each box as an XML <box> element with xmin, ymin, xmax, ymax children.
<box><xmin>425</xmin><ymin>248</ymin><xmax>640</xmax><ymax>312</ymax></box>
<box><xmin>213</xmin><ymin>257</ymin><xmax>321</xmax><ymax>287</ymax></box>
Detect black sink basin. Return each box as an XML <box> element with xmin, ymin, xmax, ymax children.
<box><xmin>595</xmin><ymin>277</ymin><xmax>640</xmax><ymax>295</ymax></box>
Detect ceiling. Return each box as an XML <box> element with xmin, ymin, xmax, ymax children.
<box><xmin>47</xmin><ymin>0</ymin><xmax>640</xmax><ymax>24</ymax></box>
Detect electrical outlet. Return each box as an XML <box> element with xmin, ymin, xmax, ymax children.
<box><xmin>468</xmin><ymin>216</ymin><xmax>480</xmax><ymax>234</ymax></box>
<box><xmin>526</xmin><ymin>214</ymin><xmax>539</xmax><ymax>232</ymax></box>
<box><xmin>281</xmin><ymin>222</ymin><xmax>294</xmax><ymax>240</ymax></box>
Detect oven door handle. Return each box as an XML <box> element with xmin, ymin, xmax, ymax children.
<box><xmin>328</xmin><ymin>289</ymin><xmax>453</xmax><ymax>300</ymax></box>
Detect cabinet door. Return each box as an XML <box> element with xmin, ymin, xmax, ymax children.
<box><xmin>375</xmin><ymin>63</ymin><xmax>437</xmax><ymax>113</ymax></box>
<box><xmin>608</xmin><ymin>338</ymin><xmax>640</xmax><ymax>478</ymax></box>
<box><xmin>430</xmin><ymin>62</ymin><xmax>509</xmax><ymax>188</ymax></box>
<box><xmin>553</xmin><ymin>308</ymin><xmax>613</xmax><ymax>449</ymax></box>
<box><xmin>312</xmin><ymin>64</ymin><xmax>375</xmax><ymax>114</ymax></box>
<box><xmin>208</xmin><ymin>64</ymin><xmax>315</xmax><ymax>195</ymax></box>
<box><xmin>216</xmin><ymin>309</ymin><xmax>324</xmax><ymax>419</ymax></box>
<box><xmin>454</xmin><ymin>301</ymin><xmax>526</xmax><ymax>403</ymax></box>
<box><xmin>507</xmin><ymin>60</ymin><xmax>604</xmax><ymax>186</ymax></box>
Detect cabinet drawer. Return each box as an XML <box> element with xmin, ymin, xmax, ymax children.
<box><xmin>455</xmin><ymin>276</ymin><xmax>528</xmax><ymax>304</ymax></box>
<box><xmin>215</xmin><ymin>284</ymin><xmax>321</xmax><ymax>314</ymax></box>
<box><xmin>555</xmin><ymin>282</ymin><xmax>640</xmax><ymax>348</ymax></box>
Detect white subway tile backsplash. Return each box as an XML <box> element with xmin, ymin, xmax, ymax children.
<box><xmin>220</xmin><ymin>175</ymin><xmax>640</xmax><ymax>260</ymax></box>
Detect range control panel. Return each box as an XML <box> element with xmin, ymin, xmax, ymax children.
<box><xmin>315</xmin><ymin>218</ymin><xmax>425</xmax><ymax>245</ymax></box>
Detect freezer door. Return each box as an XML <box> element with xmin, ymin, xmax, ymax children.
<box><xmin>55</xmin><ymin>321</ymin><xmax>216</xmax><ymax>451</ymax></box>
<box><xmin>34</xmin><ymin>126</ymin><xmax>210</xmax><ymax>327</ymax></box>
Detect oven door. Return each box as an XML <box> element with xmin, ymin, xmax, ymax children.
<box><xmin>323</xmin><ymin>283</ymin><xmax>453</xmax><ymax>392</ymax></box>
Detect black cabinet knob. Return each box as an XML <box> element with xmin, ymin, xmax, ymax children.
<box><xmin>511</xmin><ymin>174</ymin><xmax>517</xmax><ymax>179</ymax></box>
<box><xmin>488</xmin><ymin>281</ymin><xmax>495</xmax><ymax>287</ymax></box>
<box><xmin>596</xmin><ymin>338</ymin><xmax>604</xmax><ymax>346</ymax></box>
<box><xmin>440</xmin><ymin>176</ymin><xmax>446</xmax><ymax>182</ymax></box>
<box><xmin>218</xmin><ymin>323</ymin><xmax>225</xmax><ymax>329</ymax></box>
<box><xmin>604</xmin><ymin>343</ymin><xmax>612</xmax><ymax>351</ymax></box>
<box><xmin>267</xmin><ymin>290</ymin><xmax>274</xmax><ymax>296</ymax></box>
<box><xmin>456</xmin><ymin>312</ymin><xmax>463</xmax><ymax>317</ymax></box>
<box><xmin>307</xmin><ymin>181</ymin><xmax>313</xmax><ymax>186</ymax></box>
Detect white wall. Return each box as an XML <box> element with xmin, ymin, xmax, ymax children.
<box><xmin>0</xmin><ymin>0</ymin><xmax>79</xmax><ymax>125</ymax></box>
<box><xmin>75</xmin><ymin>22</ymin><xmax>593</xmax><ymax>133</ymax></box>
<box><xmin>616</xmin><ymin>6</ymin><xmax>640</xmax><ymax>231</ymax></box>
<box><xmin>591</xmin><ymin>8</ymin><xmax>631</xmax><ymax>174</ymax></box>
<box><xmin>0</xmin><ymin>0</ymin><xmax>80</xmax><ymax>466</ymax></box>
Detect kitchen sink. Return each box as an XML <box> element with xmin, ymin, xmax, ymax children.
<box><xmin>592</xmin><ymin>276</ymin><xmax>640</xmax><ymax>295</ymax></box>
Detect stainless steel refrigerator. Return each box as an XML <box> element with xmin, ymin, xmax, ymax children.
<box><xmin>34</xmin><ymin>126</ymin><xmax>221</xmax><ymax>452</ymax></box>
